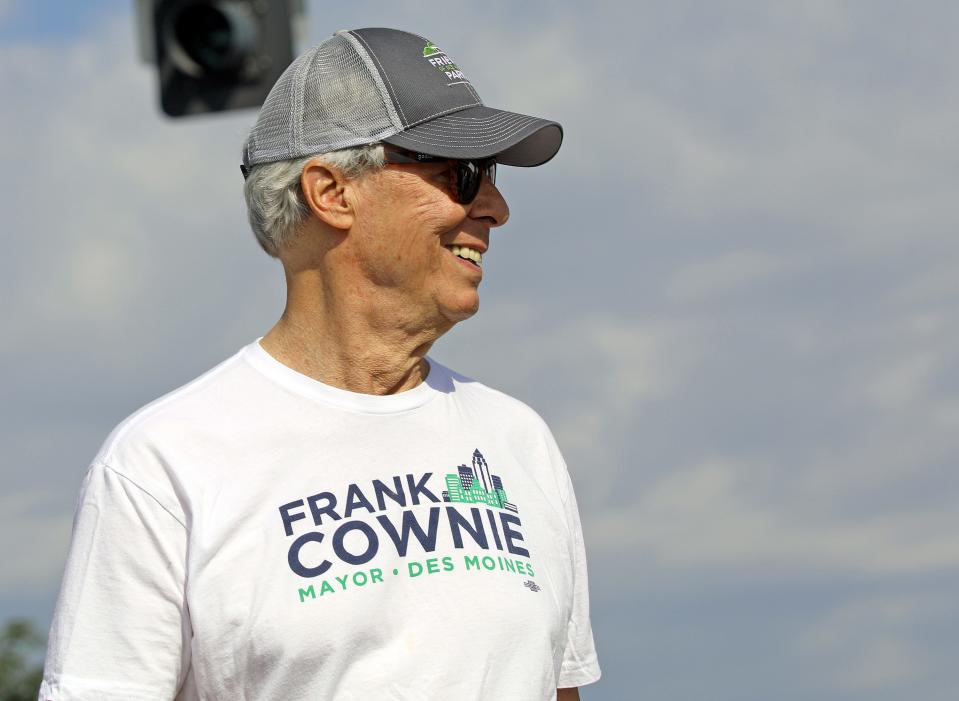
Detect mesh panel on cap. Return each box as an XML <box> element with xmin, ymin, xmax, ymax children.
<box><xmin>244</xmin><ymin>34</ymin><xmax>402</xmax><ymax>167</ymax></box>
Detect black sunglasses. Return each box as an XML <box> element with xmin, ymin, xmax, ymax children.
<box><xmin>382</xmin><ymin>147</ymin><xmax>497</xmax><ymax>205</ymax></box>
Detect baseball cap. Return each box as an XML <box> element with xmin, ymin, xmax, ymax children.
<box><xmin>241</xmin><ymin>27</ymin><xmax>563</xmax><ymax>175</ymax></box>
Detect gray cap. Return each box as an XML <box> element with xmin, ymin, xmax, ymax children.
<box><xmin>241</xmin><ymin>27</ymin><xmax>563</xmax><ymax>174</ymax></box>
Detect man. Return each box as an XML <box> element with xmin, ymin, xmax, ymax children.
<box><xmin>40</xmin><ymin>28</ymin><xmax>600</xmax><ymax>700</ymax></box>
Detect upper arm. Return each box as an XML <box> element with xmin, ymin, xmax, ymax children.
<box><xmin>547</xmin><ymin>429</ymin><xmax>602</xmax><ymax>688</ymax></box>
<box><xmin>557</xmin><ymin>687</ymin><xmax>581</xmax><ymax>701</ymax></box>
<box><xmin>39</xmin><ymin>462</ymin><xmax>192</xmax><ymax>699</ymax></box>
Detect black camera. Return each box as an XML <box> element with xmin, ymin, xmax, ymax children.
<box><xmin>138</xmin><ymin>0</ymin><xmax>302</xmax><ymax>117</ymax></box>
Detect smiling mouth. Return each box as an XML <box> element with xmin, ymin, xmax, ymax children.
<box><xmin>445</xmin><ymin>244</ymin><xmax>483</xmax><ymax>267</ymax></box>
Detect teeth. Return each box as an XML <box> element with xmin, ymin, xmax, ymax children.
<box><xmin>450</xmin><ymin>244</ymin><xmax>483</xmax><ymax>265</ymax></box>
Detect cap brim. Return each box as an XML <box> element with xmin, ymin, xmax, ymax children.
<box><xmin>381</xmin><ymin>105</ymin><xmax>563</xmax><ymax>167</ymax></box>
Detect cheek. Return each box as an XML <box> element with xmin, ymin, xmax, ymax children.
<box><xmin>392</xmin><ymin>174</ymin><xmax>465</xmax><ymax>228</ymax></box>
<box><xmin>395</xmin><ymin>198</ymin><xmax>464</xmax><ymax>256</ymax></box>
<box><xmin>354</xmin><ymin>173</ymin><xmax>467</xmax><ymax>275</ymax></box>
<box><xmin>352</xmin><ymin>222</ymin><xmax>441</xmax><ymax>286</ymax></box>
<box><xmin>412</xmin><ymin>202</ymin><xmax>470</xmax><ymax>251</ymax></box>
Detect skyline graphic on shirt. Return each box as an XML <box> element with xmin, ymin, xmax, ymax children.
<box><xmin>441</xmin><ymin>449</ymin><xmax>519</xmax><ymax>513</ymax></box>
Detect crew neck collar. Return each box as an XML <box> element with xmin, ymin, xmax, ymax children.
<box><xmin>241</xmin><ymin>337</ymin><xmax>442</xmax><ymax>414</ymax></box>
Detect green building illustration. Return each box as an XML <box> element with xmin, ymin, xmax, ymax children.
<box><xmin>442</xmin><ymin>449</ymin><xmax>518</xmax><ymax>513</ymax></box>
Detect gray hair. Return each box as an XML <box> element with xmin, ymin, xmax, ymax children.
<box><xmin>243</xmin><ymin>143</ymin><xmax>386</xmax><ymax>257</ymax></box>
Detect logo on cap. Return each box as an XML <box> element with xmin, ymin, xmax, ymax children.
<box><xmin>421</xmin><ymin>39</ymin><xmax>470</xmax><ymax>86</ymax></box>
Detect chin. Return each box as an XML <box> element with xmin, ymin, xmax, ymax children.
<box><xmin>441</xmin><ymin>295</ymin><xmax>480</xmax><ymax>323</ymax></box>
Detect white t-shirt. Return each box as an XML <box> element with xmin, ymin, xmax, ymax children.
<box><xmin>40</xmin><ymin>339</ymin><xmax>601</xmax><ymax>700</ymax></box>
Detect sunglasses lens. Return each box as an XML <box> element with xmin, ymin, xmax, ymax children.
<box><xmin>452</xmin><ymin>160</ymin><xmax>495</xmax><ymax>204</ymax></box>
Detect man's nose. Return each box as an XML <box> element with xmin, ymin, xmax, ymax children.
<box><xmin>468</xmin><ymin>175</ymin><xmax>510</xmax><ymax>228</ymax></box>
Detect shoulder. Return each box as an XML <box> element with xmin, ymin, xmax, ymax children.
<box><xmin>427</xmin><ymin>357</ymin><xmax>556</xmax><ymax>442</ymax></box>
<box><xmin>430</xmin><ymin>359</ymin><xmax>565</xmax><ymax>470</ymax></box>
<box><xmin>91</xmin><ymin>346</ymin><xmax>251</xmax><ymax>497</ymax></box>
<box><xmin>431</xmin><ymin>358</ymin><xmax>577</xmax><ymax>509</ymax></box>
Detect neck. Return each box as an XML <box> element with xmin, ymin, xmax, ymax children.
<box><xmin>259</xmin><ymin>269</ymin><xmax>451</xmax><ymax>395</ymax></box>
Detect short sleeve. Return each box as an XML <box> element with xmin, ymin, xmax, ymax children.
<box><xmin>545</xmin><ymin>432</ymin><xmax>602</xmax><ymax>688</ymax></box>
<box><xmin>39</xmin><ymin>462</ymin><xmax>192</xmax><ymax>701</ymax></box>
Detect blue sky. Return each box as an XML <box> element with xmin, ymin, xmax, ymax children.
<box><xmin>0</xmin><ymin>0</ymin><xmax>127</xmax><ymax>40</ymax></box>
<box><xmin>3</xmin><ymin>1</ymin><xmax>959</xmax><ymax>699</ymax></box>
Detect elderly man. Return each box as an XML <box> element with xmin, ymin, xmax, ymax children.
<box><xmin>40</xmin><ymin>28</ymin><xmax>600</xmax><ymax>701</ymax></box>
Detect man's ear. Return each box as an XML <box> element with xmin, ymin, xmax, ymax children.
<box><xmin>300</xmin><ymin>158</ymin><xmax>355</xmax><ymax>230</ymax></box>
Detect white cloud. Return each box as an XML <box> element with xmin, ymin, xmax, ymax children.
<box><xmin>666</xmin><ymin>249</ymin><xmax>786</xmax><ymax>303</ymax></box>
<box><xmin>856</xmin><ymin>351</ymin><xmax>940</xmax><ymax>410</ymax></box>
<box><xmin>0</xmin><ymin>491</ymin><xmax>73</xmax><ymax>597</ymax></box>
<box><xmin>841</xmin><ymin>638</ymin><xmax>924</xmax><ymax>690</ymax></box>
<box><xmin>31</xmin><ymin>225</ymin><xmax>148</xmax><ymax>325</ymax></box>
<box><xmin>461</xmin><ymin>1</ymin><xmax>959</xmax><ymax>262</ymax></box>
<box><xmin>797</xmin><ymin>593</ymin><xmax>955</xmax><ymax>691</ymax></box>
<box><xmin>588</xmin><ymin>454</ymin><xmax>959</xmax><ymax>577</ymax></box>
<box><xmin>890</xmin><ymin>264</ymin><xmax>959</xmax><ymax>309</ymax></box>
<box><xmin>0</xmin><ymin>16</ymin><xmax>271</xmax><ymax>367</ymax></box>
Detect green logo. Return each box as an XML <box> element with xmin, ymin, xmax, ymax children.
<box><xmin>423</xmin><ymin>40</ymin><xmax>442</xmax><ymax>57</ymax></box>
<box><xmin>441</xmin><ymin>449</ymin><xmax>518</xmax><ymax>513</ymax></box>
